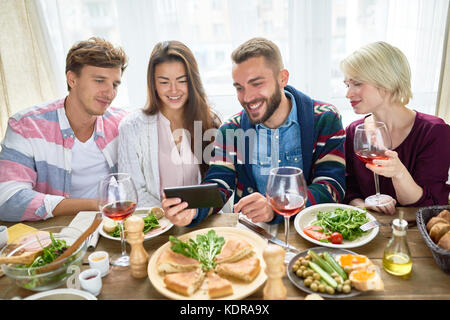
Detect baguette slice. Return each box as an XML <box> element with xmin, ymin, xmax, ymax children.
<box><xmin>215</xmin><ymin>238</ymin><xmax>253</xmax><ymax>264</ymax></box>
<box><xmin>349</xmin><ymin>266</ymin><xmax>384</xmax><ymax>291</ymax></box>
<box><xmin>207</xmin><ymin>270</ymin><xmax>233</xmax><ymax>298</ymax></box>
<box><xmin>163</xmin><ymin>269</ymin><xmax>205</xmax><ymax>296</ymax></box>
<box><xmin>216</xmin><ymin>257</ymin><xmax>260</xmax><ymax>282</ymax></box>
<box><xmin>335</xmin><ymin>253</ymin><xmax>372</xmax><ymax>273</ymax></box>
<box><xmin>157</xmin><ymin>248</ymin><xmax>201</xmax><ymax>273</ymax></box>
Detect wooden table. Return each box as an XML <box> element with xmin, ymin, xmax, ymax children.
<box><xmin>1</xmin><ymin>207</ymin><xmax>449</xmax><ymax>300</ymax></box>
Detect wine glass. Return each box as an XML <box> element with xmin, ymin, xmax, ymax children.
<box><xmin>354</xmin><ymin>121</ymin><xmax>394</xmax><ymax>207</ymax></box>
<box><xmin>98</xmin><ymin>173</ymin><xmax>138</xmax><ymax>267</ymax></box>
<box><xmin>266</xmin><ymin>166</ymin><xmax>307</xmax><ymax>263</ymax></box>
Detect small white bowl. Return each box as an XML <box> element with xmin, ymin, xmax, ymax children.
<box><xmin>24</xmin><ymin>288</ymin><xmax>97</xmax><ymax>300</ymax></box>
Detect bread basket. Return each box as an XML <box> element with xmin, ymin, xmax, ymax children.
<box><xmin>416</xmin><ymin>205</ymin><xmax>450</xmax><ymax>274</ymax></box>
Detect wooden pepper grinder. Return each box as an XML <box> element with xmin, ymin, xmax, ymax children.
<box><xmin>263</xmin><ymin>244</ymin><xmax>287</xmax><ymax>300</ymax></box>
<box><xmin>125</xmin><ymin>215</ymin><xmax>149</xmax><ymax>278</ymax></box>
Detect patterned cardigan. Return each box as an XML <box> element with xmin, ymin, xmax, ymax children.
<box><xmin>190</xmin><ymin>85</ymin><xmax>346</xmax><ymax>226</ymax></box>
<box><xmin>0</xmin><ymin>98</ymin><xmax>127</xmax><ymax>221</ymax></box>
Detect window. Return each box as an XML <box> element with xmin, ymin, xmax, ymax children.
<box><xmin>38</xmin><ymin>0</ymin><xmax>449</xmax><ymax>126</ymax></box>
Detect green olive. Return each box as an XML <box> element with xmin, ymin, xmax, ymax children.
<box><xmin>304</xmin><ymin>278</ymin><xmax>313</xmax><ymax>287</ymax></box>
<box><xmin>310</xmin><ymin>283</ymin><xmax>318</xmax><ymax>292</ymax></box>
<box><xmin>300</xmin><ymin>266</ymin><xmax>306</xmax><ymax>271</ymax></box>
<box><xmin>318</xmin><ymin>284</ymin><xmax>325</xmax><ymax>293</ymax></box>
<box><xmin>301</xmin><ymin>260</ymin><xmax>309</xmax><ymax>267</ymax></box>
<box><xmin>296</xmin><ymin>269</ymin><xmax>303</xmax><ymax>277</ymax></box>
<box><xmin>313</xmin><ymin>273</ymin><xmax>321</xmax><ymax>281</ymax></box>
<box><xmin>326</xmin><ymin>286</ymin><xmax>335</xmax><ymax>295</ymax></box>
<box><xmin>336</xmin><ymin>284</ymin><xmax>343</xmax><ymax>292</ymax></box>
<box><xmin>292</xmin><ymin>265</ymin><xmax>299</xmax><ymax>272</ymax></box>
<box><xmin>343</xmin><ymin>284</ymin><xmax>351</xmax><ymax>293</ymax></box>
<box><xmin>344</xmin><ymin>280</ymin><xmax>351</xmax><ymax>286</ymax></box>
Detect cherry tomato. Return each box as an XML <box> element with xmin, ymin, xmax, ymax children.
<box><xmin>330</xmin><ymin>232</ymin><xmax>343</xmax><ymax>244</ymax></box>
<box><xmin>303</xmin><ymin>225</ymin><xmax>330</xmax><ymax>241</ymax></box>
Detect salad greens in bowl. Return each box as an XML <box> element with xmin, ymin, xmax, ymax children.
<box><xmin>294</xmin><ymin>204</ymin><xmax>379</xmax><ymax>249</ymax></box>
<box><xmin>0</xmin><ymin>226</ymin><xmax>87</xmax><ymax>291</ymax></box>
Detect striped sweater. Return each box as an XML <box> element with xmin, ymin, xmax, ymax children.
<box><xmin>0</xmin><ymin>98</ymin><xmax>127</xmax><ymax>221</ymax></box>
<box><xmin>191</xmin><ymin>85</ymin><xmax>346</xmax><ymax>226</ymax></box>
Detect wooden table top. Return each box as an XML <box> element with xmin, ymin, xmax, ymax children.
<box><xmin>1</xmin><ymin>207</ymin><xmax>449</xmax><ymax>300</ymax></box>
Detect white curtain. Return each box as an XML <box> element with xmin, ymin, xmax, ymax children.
<box><xmin>34</xmin><ymin>0</ymin><xmax>449</xmax><ymax>127</ymax></box>
<box><xmin>0</xmin><ymin>0</ymin><xmax>59</xmax><ymax>138</ymax></box>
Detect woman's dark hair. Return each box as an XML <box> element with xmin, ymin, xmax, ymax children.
<box><xmin>143</xmin><ymin>40</ymin><xmax>221</xmax><ymax>177</ymax></box>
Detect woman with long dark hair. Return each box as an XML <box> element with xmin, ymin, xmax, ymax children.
<box><xmin>118</xmin><ymin>41</ymin><xmax>221</xmax><ymax>207</ymax></box>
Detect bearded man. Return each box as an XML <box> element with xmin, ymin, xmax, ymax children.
<box><xmin>162</xmin><ymin>37</ymin><xmax>346</xmax><ymax>227</ymax></box>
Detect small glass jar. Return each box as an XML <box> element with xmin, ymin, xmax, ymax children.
<box><xmin>382</xmin><ymin>218</ymin><xmax>412</xmax><ymax>276</ymax></box>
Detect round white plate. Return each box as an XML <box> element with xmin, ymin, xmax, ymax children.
<box><xmin>148</xmin><ymin>227</ymin><xmax>267</xmax><ymax>300</ymax></box>
<box><xmin>293</xmin><ymin>203</ymin><xmax>379</xmax><ymax>249</ymax></box>
<box><xmin>24</xmin><ymin>288</ymin><xmax>97</xmax><ymax>300</ymax></box>
<box><xmin>99</xmin><ymin>207</ymin><xmax>173</xmax><ymax>241</ymax></box>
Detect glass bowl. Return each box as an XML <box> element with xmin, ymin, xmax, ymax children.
<box><xmin>0</xmin><ymin>226</ymin><xmax>87</xmax><ymax>291</ymax></box>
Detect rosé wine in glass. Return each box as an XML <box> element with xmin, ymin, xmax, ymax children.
<box><xmin>266</xmin><ymin>166</ymin><xmax>307</xmax><ymax>263</ymax></box>
<box><xmin>354</xmin><ymin>121</ymin><xmax>394</xmax><ymax>207</ymax></box>
<box><xmin>98</xmin><ymin>173</ymin><xmax>138</xmax><ymax>267</ymax></box>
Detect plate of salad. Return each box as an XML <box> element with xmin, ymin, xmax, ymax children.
<box><xmin>99</xmin><ymin>207</ymin><xmax>173</xmax><ymax>241</ymax></box>
<box><xmin>293</xmin><ymin>203</ymin><xmax>379</xmax><ymax>248</ymax></box>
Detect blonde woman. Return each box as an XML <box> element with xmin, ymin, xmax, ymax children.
<box><xmin>341</xmin><ymin>41</ymin><xmax>450</xmax><ymax>215</ymax></box>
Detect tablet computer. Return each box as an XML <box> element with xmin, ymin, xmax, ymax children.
<box><xmin>163</xmin><ymin>183</ymin><xmax>225</xmax><ymax>209</ymax></box>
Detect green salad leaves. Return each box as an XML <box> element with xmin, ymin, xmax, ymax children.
<box><xmin>28</xmin><ymin>232</ymin><xmax>68</xmax><ymax>268</ymax></box>
<box><xmin>109</xmin><ymin>213</ymin><xmax>160</xmax><ymax>237</ymax></box>
<box><xmin>169</xmin><ymin>230</ymin><xmax>225</xmax><ymax>271</ymax></box>
<box><xmin>312</xmin><ymin>208</ymin><xmax>370</xmax><ymax>241</ymax></box>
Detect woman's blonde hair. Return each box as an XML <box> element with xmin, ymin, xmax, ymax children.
<box><xmin>340</xmin><ymin>41</ymin><xmax>413</xmax><ymax>105</ymax></box>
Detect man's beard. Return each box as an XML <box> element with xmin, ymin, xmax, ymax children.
<box><xmin>245</xmin><ymin>87</ymin><xmax>282</xmax><ymax>125</ymax></box>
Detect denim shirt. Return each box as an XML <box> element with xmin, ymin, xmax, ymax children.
<box><xmin>252</xmin><ymin>90</ymin><xmax>303</xmax><ymax>194</ymax></box>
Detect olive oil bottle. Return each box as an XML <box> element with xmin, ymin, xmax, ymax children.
<box><xmin>382</xmin><ymin>218</ymin><xmax>412</xmax><ymax>276</ymax></box>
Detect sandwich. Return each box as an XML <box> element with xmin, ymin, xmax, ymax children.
<box><xmin>215</xmin><ymin>256</ymin><xmax>260</xmax><ymax>282</ymax></box>
<box><xmin>215</xmin><ymin>238</ymin><xmax>253</xmax><ymax>264</ymax></box>
<box><xmin>163</xmin><ymin>269</ymin><xmax>205</xmax><ymax>296</ymax></box>
<box><xmin>156</xmin><ymin>248</ymin><xmax>201</xmax><ymax>273</ymax></box>
<box><xmin>206</xmin><ymin>270</ymin><xmax>233</xmax><ymax>298</ymax></box>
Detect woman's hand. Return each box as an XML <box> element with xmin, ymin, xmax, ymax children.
<box><xmin>365</xmin><ymin>149</ymin><xmax>423</xmax><ymax>205</ymax></box>
<box><xmin>349</xmin><ymin>197</ymin><xmax>397</xmax><ymax>215</ymax></box>
<box><xmin>161</xmin><ymin>195</ymin><xmax>197</xmax><ymax>227</ymax></box>
<box><xmin>366</xmin><ymin>150</ymin><xmax>407</xmax><ymax>179</ymax></box>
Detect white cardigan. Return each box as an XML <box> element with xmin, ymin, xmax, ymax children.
<box><xmin>118</xmin><ymin>110</ymin><xmax>161</xmax><ymax>207</ymax></box>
